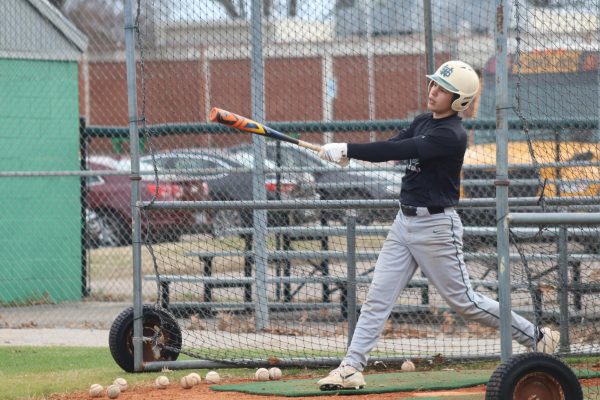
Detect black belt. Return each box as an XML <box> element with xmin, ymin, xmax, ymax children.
<box><xmin>400</xmin><ymin>204</ymin><xmax>445</xmax><ymax>217</ymax></box>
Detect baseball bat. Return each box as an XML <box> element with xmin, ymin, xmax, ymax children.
<box><xmin>210</xmin><ymin>107</ymin><xmax>322</xmax><ymax>153</ymax></box>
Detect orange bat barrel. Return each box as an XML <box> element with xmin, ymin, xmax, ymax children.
<box><xmin>209</xmin><ymin>107</ymin><xmax>321</xmax><ymax>152</ymax></box>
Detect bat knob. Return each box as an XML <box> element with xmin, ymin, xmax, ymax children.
<box><xmin>209</xmin><ymin>107</ymin><xmax>220</xmax><ymax>122</ymax></box>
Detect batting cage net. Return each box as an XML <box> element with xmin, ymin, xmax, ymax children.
<box><xmin>129</xmin><ymin>0</ymin><xmax>500</xmax><ymax>365</ymax></box>
<box><xmin>0</xmin><ymin>0</ymin><xmax>599</xmax><ymax>395</ymax></box>
<box><xmin>120</xmin><ymin>0</ymin><xmax>600</xmax><ymax>377</ymax></box>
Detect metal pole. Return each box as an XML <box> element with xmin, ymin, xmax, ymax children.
<box><xmin>421</xmin><ymin>1</ymin><xmax>435</xmax><ymax>305</ymax></box>
<box><xmin>123</xmin><ymin>0</ymin><xmax>144</xmax><ymax>372</ymax></box>
<box><xmin>346</xmin><ymin>215</ymin><xmax>357</xmax><ymax>347</ymax></box>
<box><xmin>495</xmin><ymin>0</ymin><xmax>512</xmax><ymax>362</ymax></box>
<box><xmin>558</xmin><ymin>226</ymin><xmax>570</xmax><ymax>353</ymax></box>
<box><xmin>323</xmin><ymin>53</ymin><xmax>335</xmax><ymax>143</ymax></box>
<box><xmin>365</xmin><ymin>0</ymin><xmax>376</xmax><ymax>141</ymax></box>
<box><xmin>423</xmin><ymin>0</ymin><xmax>435</xmax><ymax>75</ymax></box>
<box><xmin>250</xmin><ymin>0</ymin><xmax>270</xmax><ymax>330</ymax></box>
<box><xmin>79</xmin><ymin>117</ymin><xmax>89</xmax><ymax>298</ymax></box>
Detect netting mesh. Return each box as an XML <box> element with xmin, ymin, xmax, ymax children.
<box><xmin>127</xmin><ymin>0</ymin><xmax>600</xmax><ymax>378</ymax></box>
<box><xmin>0</xmin><ymin>0</ymin><xmax>599</xmax><ymax>394</ymax></box>
<box><xmin>133</xmin><ymin>0</ymin><xmax>495</xmax><ymax>364</ymax></box>
<box><xmin>507</xmin><ymin>0</ymin><xmax>600</xmax><ymax>358</ymax></box>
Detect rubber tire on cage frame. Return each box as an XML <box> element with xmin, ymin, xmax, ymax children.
<box><xmin>485</xmin><ymin>352</ymin><xmax>583</xmax><ymax>400</ymax></box>
<box><xmin>109</xmin><ymin>304</ymin><xmax>182</xmax><ymax>372</ymax></box>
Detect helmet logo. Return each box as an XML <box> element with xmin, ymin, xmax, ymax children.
<box><xmin>440</xmin><ymin>65</ymin><xmax>454</xmax><ymax>77</ymax></box>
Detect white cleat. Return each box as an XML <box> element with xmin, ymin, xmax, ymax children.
<box><xmin>536</xmin><ymin>327</ymin><xmax>560</xmax><ymax>354</ymax></box>
<box><xmin>317</xmin><ymin>364</ymin><xmax>366</xmax><ymax>391</ymax></box>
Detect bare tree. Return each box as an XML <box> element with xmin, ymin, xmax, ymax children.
<box><xmin>336</xmin><ymin>0</ymin><xmax>354</xmax><ymax>8</ymax></box>
<box><xmin>214</xmin><ymin>0</ymin><xmax>241</xmax><ymax>18</ymax></box>
<box><xmin>214</xmin><ymin>0</ymin><xmax>304</xmax><ymax>19</ymax></box>
<box><xmin>61</xmin><ymin>0</ymin><xmax>161</xmax><ymax>52</ymax></box>
<box><xmin>287</xmin><ymin>0</ymin><xmax>298</xmax><ymax>17</ymax></box>
<box><xmin>49</xmin><ymin>0</ymin><xmax>68</xmax><ymax>8</ymax></box>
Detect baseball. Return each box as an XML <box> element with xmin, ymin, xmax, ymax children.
<box><xmin>155</xmin><ymin>375</ymin><xmax>170</xmax><ymax>389</ymax></box>
<box><xmin>205</xmin><ymin>370</ymin><xmax>221</xmax><ymax>384</ymax></box>
<box><xmin>268</xmin><ymin>367</ymin><xmax>282</xmax><ymax>380</ymax></box>
<box><xmin>255</xmin><ymin>368</ymin><xmax>270</xmax><ymax>381</ymax></box>
<box><xmin>88</xmin><ymin>383</ymin><xmax>103</xmax><ymax>398</ymax></box>
<box><xmin>188</xmin><ymin>372</ymin><xmax>202</xmax><ymax>385</ymax></box>
<box><xmin>112</xmin><ymin>377</ymin><xmax>128</xmax><ymax>391</ymax></box>
<box><xmin>401</xmin><ymin>360</ymin><xmax>416</xmax><ymax>372</ymax></box>
<box><xmin>106</xmin><ymin>384</ymin><xmax>121</xmax><ymax>399</ymax></box>
<box><xmin>180</xmin><ymin>375</ymin><xmax>194</xmax><ymax>389</ymax></box>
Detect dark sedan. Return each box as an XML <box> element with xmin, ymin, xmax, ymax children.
<box><xmin>138</xmin><ymin>149</ymin><xmax>319</xmax><ymax>234</ymax></box>
<box><xmin>229</xmin><ymin>142</ymin><xmax>403</xmax><ymax>224</ymax></box>
<box><xmin>85</xmin><ymin>161</ymin><xmax>208</xmax><ymax>246</ymax></box>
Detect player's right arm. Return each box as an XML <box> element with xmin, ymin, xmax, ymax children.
<box><xmin>347</xmin><ymin>127</ymin><xmax>463</xmax><ymax>163</ymax></box>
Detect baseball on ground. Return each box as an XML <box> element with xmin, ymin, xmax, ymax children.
<box><xmin>88</xmin><ymin>383</ymin><xmax>103</xmax><ymax>398</ymax></box>
<box><xmin>188</xmin><ymin>372</ymin><xmax>201</xmax><ymax>385</ymax></box>
<box><xmin>106</xmin><ymin>384</ymin><xmax>121</xmax><ymax>399</ymax></box>
<box><xmin>205</xmin><ymin>370</ymin><xmax>221</xmax><ymax>383</ymax></box>
<box><xmin>255</xmin><ymin>368</ymin><xmax>270</xmax><ymax>381</ymax></box>
<box><xmin>180</xmin><ymin>375</ymin><xmax>194</xmax><ymax>389</ymax></box>
<box><xmin>155</xmin><ymin>375</ymin><xmax>170</xmax><ymax>389</ymax></box>
<box><xmin>268</xmin><ymin>367</ymin><xmax>282</xmax><ymax>380</ymax></box>
<box><xmin>401</xmin><ymin>360</ymin><xmax>416</xmax><ymax>372</ymax></box>
<box><xmin>113</xmin><ymin>377</ymin><xmax>128</xmax><ymax>391</ymax></box>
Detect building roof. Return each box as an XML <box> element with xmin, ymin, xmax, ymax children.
<box><xmin>27</xmin><ymin>0</ymin><xmax>88</xmax><ymax>53</ymax></box>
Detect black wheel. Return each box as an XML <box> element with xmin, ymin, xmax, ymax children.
<box><xmin>341</xmin><ymin>190</ymin><xmax>373</xmax><ymax>226</ymax></box>
<box><xmin>211</xmin><ymin>208</ymin><xmax>252</xmax><ymax>237</ymax></box>
<box><xmin>109</xmin><ymin>305</ymin><xmax>182</xmax><ymax>372</ymax></box>
<box><xmin>485</xmin><ymin>352</ymin><xmax>582</xmax><ymax>400</ymax></box>
<box><xmin>97</xmin><ymin>210</ymin><xmax>130</xmax><ymax>246</ymax></box>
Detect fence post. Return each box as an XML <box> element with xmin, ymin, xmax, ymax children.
<box><xmin>79</xmin><ymin>117</ymin><xmax>89</xmax><ymax>298</ymax></box>
<box><xmin>423</xmin><ymin>0</ymin><xmax>435</xmax><ymax>75</ymax></box>
<box><xmin>558</xmin><ymin>226</ymin><xmax>571</xmax><ymax>353</ymax></box>
<box><xmin>495</xmin><ymin>0</ymin><xmax>513</xmax><ymax>362</ymax></box>
<box><xmin>346</xmin><ymin>215</ymin><xmax>357</xmax><ymax>347</ymax></box>
<box><xmin>123</xmin><ymin>0</ymin><xmax>144</xmax><ymax>372</ymax></box>
<box><xmin>250</xmin><ymin>0</ymin><xmax>270</xmax><ymax>330</ymax></box>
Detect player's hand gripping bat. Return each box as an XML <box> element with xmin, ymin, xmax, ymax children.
<box><xmin>210</xmin><ymin>107</ymin><xmax>322</xmax><ymax>153</ymax></box>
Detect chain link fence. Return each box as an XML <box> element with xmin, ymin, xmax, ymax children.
<box><xmin>1</xmin><ymin>0</ymin><xmax>599</xmax><ymax>393</ymax></box>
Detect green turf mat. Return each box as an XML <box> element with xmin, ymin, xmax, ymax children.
<box><xmin>211</xmin><ymin>370</ymin><xmax>493</xmax><ymax>397</ymax></box>
<box><xmin>574</xmin><ymin>368</ymin><xmax>600</xmax><ymax>379</ymax></box>
<box><xmin>212</xmin><ymin>369</ymin><xmax>600</xmax><ymax>397</ymax></box>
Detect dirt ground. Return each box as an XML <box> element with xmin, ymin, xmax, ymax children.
<box><xmin>47</xmin><ymin>377</ymin><xmax>600</xmax><ymax>400</ymax></box>
<box><xmin>48</xmin><ymin>377</ymin><xmax>487</xmax><ymax>399</ymax></box>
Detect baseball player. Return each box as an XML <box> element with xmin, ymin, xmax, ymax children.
<box><xmin>316</xmin><ymin>60</ymin><xmax>560</xmax><ymax>390</ymax></box>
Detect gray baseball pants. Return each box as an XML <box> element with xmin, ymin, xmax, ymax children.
<box><xmin>343</xmin><ymin>207</ymin><xmax>537</xmax><ymax>371</ymax></box>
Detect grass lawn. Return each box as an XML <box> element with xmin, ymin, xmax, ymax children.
<box><xmin>0</xmin><ymin>346</ymin><xmax>318</xmax><ymax>400</ymax></box>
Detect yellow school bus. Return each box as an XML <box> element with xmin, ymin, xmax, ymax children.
<box><xmin>461</xmin><ymin>49</ymin><xmax>600</xmax><ymax>228</ymax></box>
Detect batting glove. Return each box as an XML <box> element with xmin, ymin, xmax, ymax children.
<box><xmin>319</xmin><ymin>143</ymin><xmax>349</xmax><ymax>166</ymax></box>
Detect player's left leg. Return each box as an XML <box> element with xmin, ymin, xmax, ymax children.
<box><xmin>318</xmin><ymin>212</ymin><xmax>418</xmax><ymax>390</ymax></box>
<box><xmin>411</xmin><ymin>209</ymin><xmax>558</xmax><ymax>351</ymax></box>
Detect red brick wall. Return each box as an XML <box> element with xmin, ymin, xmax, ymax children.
<box><xmin>88</xmin><ymin>62</ymin><xmax>128</xmax><ymax>125</ymax></box>
<box><xmin>375</xmin><ymin>54</ymin><xmax>424</xmax><ymax>119</ymax></box>
<box><xmin>143</xmin><ymin>60</ymin><xmax>205</xmax><ymax>124</ymax></box>
<box><xmin>83</xmin><ymin>53</ymin><xmax>457</xmax><ymax>151</ymax></box>
<box><xmin>210</xmin><ymin>59</ymin><xmax>252</xmax><ymax>118</ymax></box>
<box><xmin>266</xmin><ymin>57</ymin><xmax>322</xmax><ymax>121</ymax></box>
<box><xmin>333</xmin><ymin>56</ymin><xmax>369</xmax><ymax>121</ymax></box>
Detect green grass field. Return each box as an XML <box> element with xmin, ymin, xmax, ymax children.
<box><xmin>3</xmin><ymin>346</ymin><xmax>597</xmax><ymax>399</ymax></box>
<box><xmin>0</xmin><ymin>346</ymin><xmax>317</xmax><ymax>400</ymax></box>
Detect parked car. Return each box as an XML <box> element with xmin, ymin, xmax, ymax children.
<box><xmin>461</xmin><ymin>51</ymin><xmax>600</xmax><ymax>231</ymax></box>
<box><xmin>229</xmin><ymin>142</ymin><xmax>404</xmax><ymax>224</ymax></box>
<box><xmin>85</xmin><ymin>161</ymin><xmax>208</xmax><ymax>246</ymax></box>
<box><xmin>85</xmin><ymin>208</ymin><xmax>103</xmax><ymax>248</ymax></box>
<box><xmin>137</xmin><ymin>149</ymin><xmax>319</xmax><ymax>234</ymax></box>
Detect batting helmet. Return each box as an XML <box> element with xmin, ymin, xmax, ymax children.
<box><xmin>427</xmin><ymin>60</ymin><xmax>480</xmax><ymax>112</ymax></box>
